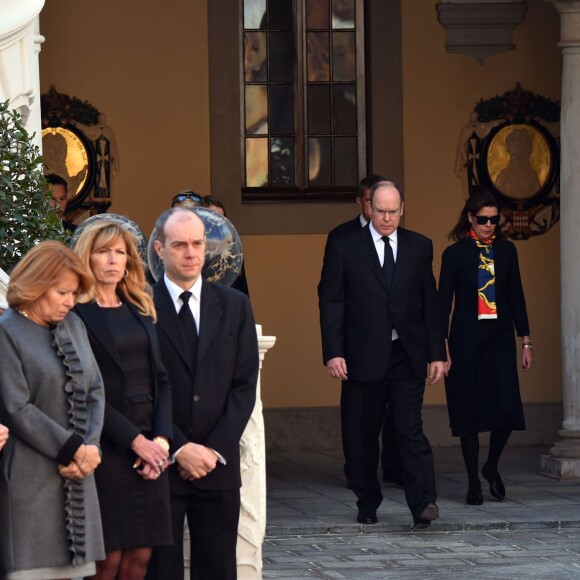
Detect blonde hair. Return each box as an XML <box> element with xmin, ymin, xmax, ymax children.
<box><xmin>7</xmin><ymin>241</ymin><xmax>93</xmax><ymax>310</ymax></box>
<box><xmin>74</xmin><ymin>220</ymin><xmax>156</xmax><ymax>321</ymax></box>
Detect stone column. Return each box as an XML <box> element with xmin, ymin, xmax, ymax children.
<box><xmin>237</xmin><ymin>325</ymin><xmax>276</xmax><ymax>579</ymax></box>
<box><xmin>0</xmin><ymin>0</ymin><xmax>45</xmax><ymax>149</ymax></box>
<box><xmin>541</xmin><ymin>0</ymin><xmax>580</xmax><ymax>480</ymax></box>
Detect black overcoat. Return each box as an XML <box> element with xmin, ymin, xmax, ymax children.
<box><xmin>153</xmin><ymin>278</ymin><xmax>259</xmax><ymax>492</ymax></box>
<box><xmin>73</xmin><ymin>301</ymin><xmax>173</xmax><ymax>448</ymax></box>
<box><xmin>438</xmin><ymin>237</ymin><xmax>529</xmax><ymax>436</ymax></box>
<box><xmin>319</xmin><ymin>225</ymin><xmax>446</xmax><ymax>381</ymax></box>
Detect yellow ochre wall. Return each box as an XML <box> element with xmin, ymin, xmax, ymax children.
<box><xmin>39</xmin><ymin>0</ymin><xmax>562</xmax><ymax>410</ymax></box>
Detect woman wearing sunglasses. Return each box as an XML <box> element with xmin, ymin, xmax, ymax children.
<box><xmin>438</xmin><ymin>191</ymin><xmax>533</xmax><ymax>506</ymax></box>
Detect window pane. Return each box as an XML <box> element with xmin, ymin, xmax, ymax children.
<box><xmin>307</xmin><ymin>32</ymin><xmax>330</xmax><ymax>82</ymax></box>
<box><xmin>307</xmin><ymin>85</ymin><xmax>331</xmax><ymax>134</ymax></box>
<box><xmin>244</xmin><ymin>32</ymin><xmax>267</xmax><ymax>82</ymax></box>
<box><xmin>270</xmin><ymin>85</ymin><xmax>294</xmax><ymax>134</ymax></box>
<box><xmin>332</xmin><ymin>32</ymin><xmax>356</xmax><ymax>81</ymax></box>
<box><xmin>244</xmin><ymin>0</ymin><xmax>266</xmax><ymax>29</ymax></box>
<box><xmin>268</xmin><ymin>0</ymin><xmax>292</xmax><ymax>30</ymax></box>
<box><xmin>245</xmin><ymin>85</ymin><xmax>268</xmax><ymax>134</ymax></box>
<box><xmin>246</xmin><ymin>138</ymin><xmax>268</xmax><ymax>186</ymax></box>
<box><xmin>306</xmin><ymin>0</ymin><xmax>329</xmax><ymax>29</ymax></box>
<box><xmin>309</xmin><ymin>137</ymin><xmax>332</xmax><ymax>186</ymax></box>
<box><xmin>334</xmin><ymin>137</ymin><xmax>357</xmax><ymax>186</ymax></box>
<box><xmin>269</xmin><ymin>31</ymin><xmax>293</xmax><ymax>82</ymax></box>
<box><xmin>271</xmin><ymin>137</ymin><xmax>294</xmax><ymax>185</ymax></box>
<box><xmin>333</xmin><ymin>85</ymin><xmax>356</xmax><ymax>134</ymax></box>
<box><xmin>332</xmin><ymin>0</ymin><xmax>355</xmax><ymax>29</ymax></box>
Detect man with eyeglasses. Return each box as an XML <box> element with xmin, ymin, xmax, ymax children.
<box><xmin>320</xmin><ymin>175</ymin><xmax>403</xmax><ymax>491</ymax></box>
<box><xmin>318</xmin><ymin>180</ymin><xmax>446</xmax><ymax>529</ymax></box>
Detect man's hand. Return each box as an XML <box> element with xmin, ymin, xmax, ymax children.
<box><xmin>176</xmin><ymin>442</ymin><xmax>218</xmax><ymax>480</ymax></box>
<box><xmin>428</xmin><ymin>361</ymin><xmax>445</xmax><ymax>385</ymax></box>
<box><xmin>326</xmin><ymin>357</ymin><xmax>348</xmax><ymax>380</ymax></box>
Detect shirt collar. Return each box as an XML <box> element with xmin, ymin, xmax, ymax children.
<box><xmin>164</xmin><ymin>274</ymin><xmax>202</xmax><ymax>309</ymax></box>
<box><xmin>369</xmin><ymin>222</ymin><xmax>398</xmax><ymax>245</ymax></box>
<box><xmin>358</xmin><ymin>214</ymin><xmax>367</xmax><ymax>228</ymax></box>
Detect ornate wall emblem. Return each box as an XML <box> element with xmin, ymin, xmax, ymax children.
<box><xmin>40</xmin><ymin>86</ymin><xmax>120</xmax><ymax>226</ymax></box>
<box><xmin>456</xmin><ymin>84</ymin><xmax>560</xmax><ymax>240</ymax></box>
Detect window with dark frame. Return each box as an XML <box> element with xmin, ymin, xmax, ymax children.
<box><xmin>242</xmin><ymin>0</ymin><xmax>366</xmax><ymax>202</ymax></box>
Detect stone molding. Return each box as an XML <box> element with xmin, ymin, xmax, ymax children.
<box><xmin>437</xmin><ymin>1</ymin><xmax>526</xmax><ymax>63</ymax></box>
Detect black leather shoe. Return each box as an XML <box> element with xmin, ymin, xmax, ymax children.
<box><xmin>482</xmin><ymin>464</ymin><xmax>506</xmax><ymax>501</ymax></box>
<box><xmin>466</xmin><ymin>488</ymin><xmax>483</xmax><ymax>505</ymax></box>
<box><xmin>414</xmin><ymin>503</ymin><xmax>439</xmax><ymax>529</ymax></box>
<box><xmin>357</xmin><ymin>511</ymin><xmax>377</xmax><ymax>525</ymax></box>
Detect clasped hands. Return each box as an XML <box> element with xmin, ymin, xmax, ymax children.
<box><xmin>58</xmin><ymin>444</ymin><xmax>101</xmax><ymax>480</ymax></box>
<box><xmin>175</xmin><ymin>442</ymin><xmax>219</xmax><ymax>482</ymax></box>
<box><xmin>131</xmin><ymin>435</ymin><xmax>170</xmax><ymax>481</ymax></box>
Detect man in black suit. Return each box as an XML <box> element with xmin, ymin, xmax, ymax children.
<box><xmin>321</xmin><ymin>174</ymin><xmax>403</xmax><ymax>489</ymax></box>
<box><xmin>318</xmin><ymin>181</ymin><xmax>446</xmax><ymax>528</ymax></box>
<box><xmin>146</xmin><ymin>207</ymin><xmax>259</xmax><ymax>580</ymax></box>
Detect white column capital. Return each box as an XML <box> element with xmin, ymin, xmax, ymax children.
<box><xmin>550</xmin><ymin>0</ymin><xmax>580</xmax><ymax>48</ymax></box>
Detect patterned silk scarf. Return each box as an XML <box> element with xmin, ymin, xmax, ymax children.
<box><xmin>468</xmin><ymin>229</ymin><xmax>497</xmax><ymax>320</ymax></box>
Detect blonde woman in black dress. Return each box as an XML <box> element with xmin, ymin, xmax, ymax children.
<box><xmin>74</xmin><ymin>221</ymin><xmax>173</xmax><ymax>580</ymax></box>
<box><xmin>439</xmin><ymin>191</ymin><xmax>533</xmax><ymax>505</ymax></box>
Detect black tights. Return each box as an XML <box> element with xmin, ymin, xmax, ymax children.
<box><xmin>460</xmin><ymin>426</ymin><xmax>511</xmax><ymax>490</ymax></box>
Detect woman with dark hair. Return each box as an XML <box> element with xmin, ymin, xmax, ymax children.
<box><xmin>0</xmin><ymin>241</ymin><xmax>105</xmax><ymax>579</ymax></box>
<box><xmin>439</xmin><ymin>191</ymin><xmax>533</xmax><ymax>506</ymax></box>
<box><xmin>73</xmin><ymin>221</ymin><xmax>173</xmax><ymax>580</ymax></box>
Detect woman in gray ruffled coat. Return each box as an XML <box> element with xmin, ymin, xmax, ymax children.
<box><xmin>0</xmin><ymin>241</ymin><xmax>105</xmax><ymax>579</ymax></box>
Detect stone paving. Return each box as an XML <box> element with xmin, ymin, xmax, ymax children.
<box><xmin>263</xmin><ymin>446</ymin><xmax>580</xmax><ymax>578</ymax></box>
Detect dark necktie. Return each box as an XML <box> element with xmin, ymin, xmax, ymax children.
<box><xmin>381</xmin><ymin>236</ymin><xmax>395</xmax><ymax>289</ymax></box>
<box><xmin>178</xmin><ymin>291</ymin><xmax>198</xmax><ymax>366</ymax></box>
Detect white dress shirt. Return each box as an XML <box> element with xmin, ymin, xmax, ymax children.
<box><xmin>369</xmin><ymin>223</ymin><xmax>399</xmax><ymax>341</ymax></box>
<box><xmin>163</xmin><ymin>274</ymin><xmax>226</xmax><ymax>465</ymax></box>
<box><xmin>164</xmin><ymin>273</ymin><xmax>201</xmax><ymax>333</ymax></box>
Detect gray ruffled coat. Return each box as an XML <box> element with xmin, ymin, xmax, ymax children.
<box><xmin>0</xmin><ymin>309</ymin><xmax>105</xmax><ymax>575</ymax></box>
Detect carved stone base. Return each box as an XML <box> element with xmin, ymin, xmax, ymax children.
<box><xmin>539</xmin><ymin>430</ymin><xmax>580</xmax><ymax>480</ymax></box>
<box><xmin>540</xmin><ymin>455</ymin><xmax>580</xmax><ymax>480</ymax></box>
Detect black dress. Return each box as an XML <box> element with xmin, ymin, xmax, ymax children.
<box><xmin>88</xmin><ymin>305</ymin><xmax>172</xmax><ymax>552</ymax></box>
<box><xmin>438</xmin><ymin>238</ymin><xmax>529</xmax><ymax>436</ymax></box>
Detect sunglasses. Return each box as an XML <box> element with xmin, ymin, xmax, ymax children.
<box><xmin>474</xmin><ymin>214</ymin><xmax>500</xmax><ymax>225</ymax></box>
<box><xmin>172</xmin><ymin>192</ymin><xmax>202</xmax><ymax>206</ymax></box>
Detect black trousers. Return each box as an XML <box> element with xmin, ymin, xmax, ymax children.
<box><xmin>343</xmin><ymin>339</ymin><xmax>436</xmax><ymax>518</ymax></box>
<box><xmin>146</xmin><ymin>474</ymin><xmax>240</xmax><ymax>580</ymax></box>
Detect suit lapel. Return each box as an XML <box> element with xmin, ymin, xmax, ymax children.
<box><xmin>154</xmin><ymin>280</ymin><xmax>192</xmax><ymax>371</ymax></box>
<box><xmin>197</xmin><ymin>280</ymin><xmax>222</xmax><ymax>367</ymax></box>
<box><xmin>357</xmin><ymin>226</ymin><xmax>391</xmax><ymax>292</ymax></box>
<box><xmin>391</xmin><ymin>227</ymin><xmax>409</xmax><ymax>292</ymax></box>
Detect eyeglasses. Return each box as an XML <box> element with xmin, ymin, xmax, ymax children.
<box><xmin>372</xmin><ymin>207</ymin><xmax>402</xmax><ymax>219</ymax></box>
<box><xmin>474</xmin><ymin>215</ymin><xmax>500</xmax><ymax>225</ymax></box>
<box><xmin>171</xmin><ymin>192</ymin><xmax>202</xmax><ymax>206</ymax></box>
